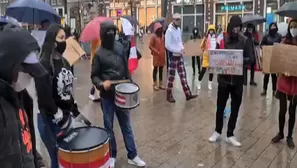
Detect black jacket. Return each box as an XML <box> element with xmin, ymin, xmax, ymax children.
<box><xmin>0</xmin><ymin>31</ymin><xmax>39</xmax><ymax>168</ymax></box>
<box><xmin>217</xmin><ymin>16</ymin><xmax>253</xmax><ymax>85</ymax></box>
<box><xmin>18</xmin><ymin>90</ymin><xmax>45</xmax><ymax>168</ymax></box>
<box><xmin>91</xmin><ymin>22</ymin><xmax>131</xmax><ymax>98</ymax></box>
<box><xmin>261</xmin><ymin>23</ymin><xmax>282</xmax><ymax>46</ymax></box>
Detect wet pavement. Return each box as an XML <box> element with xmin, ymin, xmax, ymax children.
<box><xmin>27</xmin><ymin>54</ymin><xmax>297</xmax><ymax>168</ymax></box>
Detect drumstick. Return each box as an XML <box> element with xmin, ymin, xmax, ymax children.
<box><xmin>99</xmin><ymin>79</ymin><xmax>130</xmax><ymax>86</ymax></box>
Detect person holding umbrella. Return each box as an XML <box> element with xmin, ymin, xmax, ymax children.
<box><xmin>260</xmin><ymin>22</ymin><xmax>282</xmax><ymax>96</ymax></box>
<box><xmin>271</xmin><ymin>19</ymin><xmax>297</xmax><ymax>149</ymax></box>
<box><xmin>243</xmin><ymin>23</ymin><xmax>260</xmax><ymax>86</ymax></box>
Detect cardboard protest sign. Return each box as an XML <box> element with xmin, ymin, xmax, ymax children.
<box><xmin>183</xmin><ymin>39</ymin><xmax>202</xmax><ymax>56</ymax></box>
<box><xmin>262</xmin><ymin>46</ymin><xmax>274</xmax><ymax>73</ymax></box>
<box><xmin>270</xmin><ymin>43</ymin><xmax>297</xmax><ymax>76</ymax></box>
<box><xmin>208</xmin><ymin>49</ymin><xmax>243</xmax><ymax>75</ymax></box>
<box><xmin>63</xmin><ymin>37</ymin><xmax>86</xmax><ymax>66</ymax></box>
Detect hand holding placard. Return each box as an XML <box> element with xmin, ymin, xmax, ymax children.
<box><xmin>208</xmin><ymin>49</ymin><xmax>244</xmax><ymax>75</ymax></box>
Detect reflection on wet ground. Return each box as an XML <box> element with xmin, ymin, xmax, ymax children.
<box><xmin>28</xmin><ymin>56</ymin><xmax>297</xmax><ymax>168</ymax></box>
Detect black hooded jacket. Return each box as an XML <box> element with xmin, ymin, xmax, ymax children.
<box><xmin>218</xmin><ymin>15</ymin><xmax>253</xmax><ymax>85</ymax></box>
<box><xmin>35</xmin><ymin>24</ymin><xmax>79</xmax><ymax>124</ymax></box>
<box><xmin>261</xmin><ymin>22</ymin><xmax>282</xmax><ymax>46</ymax></box>
<box><xmin>191</xmin><ymin>27</ymin><xmax>201</xmax><ymax>39</ymax></box>
<box><xmin>0</xmin><ymin>31</ymin><xmax>39</xmax><ymax>168</ymax></box>
<box><xmin>91</xmin><ymin>21</ymin><xmax>131</xmax><ymax>98</ymax></box>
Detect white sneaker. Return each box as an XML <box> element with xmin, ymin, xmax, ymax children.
<box><xmin>110</xmin><ymin>158</ymin><xmax>116</xmax><ymax>168</ymax></box>
<box><xmin>226</xmin><ymin>136</ymin><xmax>242</xmax><ymax>147</ymax></box>
<box><xmin>208</xmin><ymin>81</ymin><xmax>212</xmax><ymax>90</ymax></box>
<box><xmin>128</xmin><ymin>156</ymin><xmax>146</xmax><ymax>167</ymax></box>
<box><xmin>88</xmin><ymin>94</ymin><xmax>96</xmax><ymax>101</ymax></box>
<box><xmin>197</xmin><ymin>81</ymin><xmax>201</xmax><ymax>90</ymax></box>
<box><xmin>209</xmin><ymin>131</ymin><xmax>220</xmax><ymax>142</ymax></box>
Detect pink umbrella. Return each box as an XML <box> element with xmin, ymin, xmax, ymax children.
<box><xmin>79</xmin><ymin>16</ymin><xmax>113</xmax><ymax>42</ymax></box>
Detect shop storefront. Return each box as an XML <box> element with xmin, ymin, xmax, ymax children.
<box><xmin>215</xmin><ymin>1</ymin><xmax>253</xmax><ymax>30</ymax></box>
<box><xmin>173</xmin><ymin>4</ymin><xmax>204</xmax><ymax>35</ymax></box>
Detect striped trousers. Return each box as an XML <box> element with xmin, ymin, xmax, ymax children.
<box><xmin>166</xmin><ymin>56</ymin><xmax>191</xmax><ymax>96</ymax></box>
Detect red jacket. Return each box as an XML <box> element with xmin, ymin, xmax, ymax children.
<box><xmin>277</xmin><ymin>38</ymin><xmax>297</xmax><ymax>96</ymax></box>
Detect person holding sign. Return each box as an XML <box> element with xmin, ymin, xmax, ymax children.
<box><xmin>198</xmin><ymin>24</ymin><xmax>217</xmax><ymax>90</ymax></box>
<box><xmin>191</xmin><ymin>27</ymin><xmax>201</xmax><ymax>75</ymax></box>
<box><xmin>260</xmin><ymin>22</ymin><xmax>282</xmax><ymax>96</ymax></box>
<box><xmin>271</xmin><ymin>19</ymin><xmax>297</xmax><ymax>149</ymax></box>
<box><xmin>165</xmin><ymin>13</ymin><xmax>197</xmax><ymax>103</ymax></box>
<box><xmin>208</xmin><ymin>15</ymin><xmax>253</xmax><ymax>147</ymax></box>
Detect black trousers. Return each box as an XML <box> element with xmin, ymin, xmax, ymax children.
<box><xmin>263</xmin><ymin>73</ymin><xmax>277</xmax><ymax>91</ymax></box>
<box><xmin>215</xmin><ymin>83</ymin><xmax>243</xmax><ymax>137</ymax></box>
<box><xmin>153</xmin><ymin>66</ymin><xmax>163</xmax><ymax>82</ymax></box>
<box><xmin>250</xmin><ymin>62</ymin><xmax>255</xmax><ymax>82</ymax></box>
<box><xmin>278</xmin><ymin>92</ymin><xmax>297</xmax><ymax>138</ymax></box>
<box><xmin>191</xmin><ymin>56</ymin><xmax>201</xmax><ymax>74</ymax></box>
<box><xmin>198</xmin><ymin>67</ymin><xmax>213</xmax><ymax>81</ymax></box>
<box><xmin>166</xmin><ymin>49</ymin><xmax>169</xmax><ymax>71</ymax></box>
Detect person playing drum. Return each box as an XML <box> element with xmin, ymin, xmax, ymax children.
<box><xmin>91</xmin><ymin>20</ymin><xmax>146</xmax><ymax>168</ymax></box>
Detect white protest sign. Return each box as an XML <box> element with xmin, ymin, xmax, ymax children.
<box><xmin>31</xmin><ymin>30</ymin><xmax>46</xmax><ymax>47</ymax></box>
<box><xmin>209</xmin><ymin>49</ymin><xmax>243</xmax><ymax>75</ymax></box>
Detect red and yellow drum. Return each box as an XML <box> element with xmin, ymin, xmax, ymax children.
<box><xmin>58</xmin><ymin>126</ymin><xmax>110</xmax><ymax>168</ymax></box>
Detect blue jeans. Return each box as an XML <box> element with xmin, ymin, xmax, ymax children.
<box><xmin>37</xmin><ymin>113</ymin><xmax>60</xmax><ymax>168</ymax></box>
<box><xmin>100</xmin><ymin>98</ymin><xmax>137</xmax><ymax>159</ymax></box>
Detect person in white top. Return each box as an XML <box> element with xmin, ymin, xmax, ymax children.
<box><xmin>165</xmin><ymin>13</ymin><xmax>197</xmax><ymax>103</ymax></box>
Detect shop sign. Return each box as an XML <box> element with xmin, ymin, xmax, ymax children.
<box><xmin>221</xmin><ymin>4</ymin><xmax>246</xmax><ymax>11</ymax></box>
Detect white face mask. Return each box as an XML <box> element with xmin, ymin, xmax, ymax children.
<box><xmin>290</xmin><ymin>28</ymin><xmax>297</xmax><ymax>37</ymax></box>
<box><xmin>115</xmin><ymin>34</ymin><xmax>119</xmax><ymax>41</ymax></box>
<box><xmin>12</xmin><ymin>72</ymin><xmax>33</xmax><ymax>92</ymax></box>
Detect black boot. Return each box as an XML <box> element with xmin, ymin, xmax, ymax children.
<box><xmin>271</xmin><ymin>133</ymin><xmax>284</xmax><ymax>143</ymax></box>
<box><xmin>260</xmin><ymin>90</ymin><xmax>267</xmax><ymax>96</ymax></box>
<box><xmin>287</xmin><ymin>137</ymin><xmax>295</xmax><ymax>149</ymax></box>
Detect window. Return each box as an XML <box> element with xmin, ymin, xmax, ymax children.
<box><xmin>183</xmin><ymin>15</ymin><xmax>195</xmax><ymax>33</ymax></box>
<box><xmin>173</xmin><ymin>6</ymin><xmax>181</xmax><ymax>13</ymax></box>
<box><xmin>183</xmin><ymin>5</ymin><xmax>194</xmax><ymax>14</ymax></box>
<box><xmin>196</xmin><ymin>5</ymin><xmax>204</xmax><ymax>13</ymax></box>
<box><xmin>196</xmin><ymin>15</ymin><xmax>204</xmax><ymax>34</ymax></box>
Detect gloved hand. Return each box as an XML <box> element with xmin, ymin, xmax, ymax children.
<box><xmin>52</xmin><ymin>108</ymin><xmax>63</xmax><ymax>124</ymax></box>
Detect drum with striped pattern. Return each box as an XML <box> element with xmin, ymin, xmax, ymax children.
<box><xmin>115</xmin><ymin>82</ymin><xmax>140</xmax><ymax>109</ymax></box>
<box><xmin>58</xmin><ymin>126</ymin><xmax>110</xmax><ymax>168</ymax></box>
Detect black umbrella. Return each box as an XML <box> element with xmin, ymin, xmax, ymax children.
<box><xmin>120</xmin><ymin>15</ymin><xmax>139</xmax><ymax>26</ymax></box>
<box><xmin>147</xmin><ymin>17</ymin><xmax>165</xmax><ymax>33</ymax></box>
<box><xmin>276</xmin><ymin>1</ymin><xmax>297</xmax><ymax>18</ymax></box>
<box><xmin>242</xmin><ymin>14</ymin><xmax>266</xmax><ymax>26</ymax></box>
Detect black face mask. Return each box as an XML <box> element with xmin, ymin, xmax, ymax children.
<box><xmin>55</xmin><ymin>41</ymin><xmax>66</xmax><ymax>54</ymax></box>
<box><xmin>269</xmin><ymin>28</ymin><xmax>278</xmax><ymax>35</ymax></box>
<box><xmin>102</xmin><ymin>32</ymin><xmax>115</xmax><ymax>50</ymax></box>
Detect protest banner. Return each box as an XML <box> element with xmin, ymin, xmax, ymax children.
<box><xmin>183</xmin><ymin>39</ymin><xmax>202</xmax><ymax>56</ymax></box>
<box><xmin>262</xmin><ymin>46</ymin><xmax>274</xmax><ymax>73</ymax></box>
<box><xmin>208</xmin><ymin>49</ymin><xmax>243</xmax><ymax>75</ymax></box>
<box><xmin>63</xmin><ymin>37</ymin><xmax>86</xmax><ymax>66</ymax></box>
<box><xmin>270</xmin><ymin>43</ymin><xmax>297</xmax><ymax>76</ymax></box>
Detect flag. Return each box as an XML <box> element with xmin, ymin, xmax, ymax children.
<box><xmin>120</xmin><ymin>17</ymin><xmax>138</xmax><ymax>74</ymax></box>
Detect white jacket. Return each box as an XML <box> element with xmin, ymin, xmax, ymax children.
<box><xmin>165</xmin><ymin>23</ymin><xmax>184</xmax><ymax>54</ymax></box>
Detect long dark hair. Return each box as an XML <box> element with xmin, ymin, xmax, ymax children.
<box><xmin>40</xmin><ymin>24</ymin><xmax>64</xmax><ymax>73</ymax></box>
<box><xmin>285</xmin><ymin>19</ymin><xmax>297</xmax><ymax>42</ymax></box>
